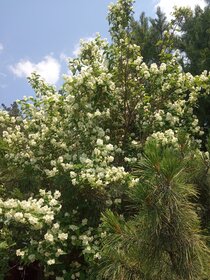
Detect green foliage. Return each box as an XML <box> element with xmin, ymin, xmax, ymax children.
<box><xmin>1</xmin><ymin>102</ymin><xmax>20</xmax><ymax>117</ymax></box>
<box><xmin>99</xmin><ymin>141</ymin><xmax>210</xmax><ymax>279</ymax></box>
<box><xmin>0</xmin><ymin>0</ymin><xmax>210</xmax><ymax>279</ymax></box>
<box><xmin>173</xmin><ymin>5</ymin><xmax>210</xmax><ymax>75</ymax></box>
<box><xmin>131</xmin><ymin>7</ymin><xmax>169</xmax><ymax>64</ymax></box>
<box><xmin>0</xmin><ymin>228</ymin><xmax>15</xmax><ymax>279</ymax></box>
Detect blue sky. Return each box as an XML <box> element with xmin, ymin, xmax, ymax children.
<box><xmin>0</xmin><ymin>0</ymin><xmax>207</xmax><ymax>106</ymax></box>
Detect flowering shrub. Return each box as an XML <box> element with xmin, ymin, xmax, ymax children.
<box><xmin>0</xmin><ymin>0</ymin><xmax>210</xmax><ymax>279</ymax></box>
<box><xmin>0</xmin><ymin>190</ymin><xmax>68</xmax><ymax>274</ymax></box>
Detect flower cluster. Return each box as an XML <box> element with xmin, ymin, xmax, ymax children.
<box><xmin>0</xmin><ymin>190</ymin><xmax>71</xmax><ymax>273</ymax></box>
<box><xmin>0</xmin><ymin>0</ymin><xmax>210</xmax><ymax>278</ymax></box>
<box><xmin>0</xmin><ymin>189</ymin><xmax>61</xmax><ymax>229</ymax></box>
<box><xmin>149</xmin><ymin>129</ymin><xmax>179</xmax><ymax>147</ymax></box>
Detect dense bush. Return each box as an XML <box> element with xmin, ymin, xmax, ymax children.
<box><xmin>0</xmin><ymin>0</ymin><xmax>210</xmax><ymax>279</ymax></box>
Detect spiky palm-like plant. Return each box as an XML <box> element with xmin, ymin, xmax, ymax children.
<box><xmin>98</xmin><ymin>141</ymin><xmax>210</xmax><ymax>280</ymax></box>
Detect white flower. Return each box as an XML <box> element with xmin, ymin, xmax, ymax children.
<box><xmin>39</xmin><ymin>189</ymin><xmax>46</xmax><ymax>196</ymax></box>
<box><xmin>47</xmin><ymin>259</ymin><xmax>55</xmax><ymax>265</ymax></box>
<box><xmin>53</xmin><ymin>223</ymin><xmax>60</xmax><ymax>229</ymax></box>
<box><xmin>16</xmin><ymin>249</ymin><xmax>25</xmax><ymax>257</ymax></box>
<box><xmin>107</xmin><ymin>156</ymin><xmax>114</xmax><ymax>162</ymax></box>
<box><xmin>84</xmin><ymin>245</ymin><xmax>91</xmax><ymax>253</ymax></box>
<box><xmin>150</xmin><ymin>63</ymin><xmax>158</xmax><ymax>73</ymax></box>
<box><xmin>70</xmin><ymin>171</ymin><xmax>77</xmax><ymax>178</ymax></box>
<box><xmin>58</xmin><ymin>156</ymin><xmax>63</xmax><ymax>163</ymax></box>
<box><xmin>69</xmin><ymin>225</ymin><xmax>79</xmax><ymax>231</ymax></box>
<box><xmin>160</xmin><ymin>63</ymin><xmax>166</xmax><ymax>72</ymax></box>
<box><xmin>131</xmin><ymin>140</ymin><xmax>138</xmax><ymax>145</ymax></box>
<box><xmin>56</xmin><ymin>248</ymin><xmax>64</xmax><ymax>257</ymax></box>
<box><xmin>82</xmin><ymin>218</ymin><xmax>88</xmax><ymax>226</ymax></box>
<box><xmin>101</xmin><ymin>232</ymin><xmax>107</xmax><ymax>238</ymax></box>
<box><xmin>44</xmin><ymin>214</ymin><xmax>54</xmax><ymax>224</ymax></box>
<box><xmin>144</xmin><ymin>71</ymin><xmax>150</xmax><ymax>78</ymax></box>
<box><xmin>28</xmin><ymin>216</ymin><xmax>39</xmax><ymax>226</ymax></box>
<box><xmin>94</xmin><ymin>252</ymin><xmax>101</xmax><ymax>259</ymax></box>
<box><xmin>96</xmin><ymin>139</ymin><xmax>103</xmax><ymax>146</ymax></box>
<box><xmin>94</xmin><ymin>109</ymin><xmax>101</xmax><ymax>116</ymax></box>
<box><xmin>72</xmin><ymin>178</ymin><xmax>77</xmax><ymax>185</ymax></box>
<box><xmin>49</xmin><ymin>199</ymin><xmax>58</xmax><ymax>206</ymax></box>
<box><xmin>94</xmin><ymin>148</ymin><xmax>101</xmax><ymax>156</ymax></box>
<box><xmin>106</xmin><ymin>144</ymin><xmax>114</xmax><ymax>151</ymax></box>
<box><xmin>44</xmin><ymin>233</ymin><xmax>54</xmax><ymax>242</ymax></box>
<box><xmin>58</xmin><ymin>232</ymin><xmax>68</xmax><ymax>241</ymax></box>
<box><xmin>54</xmin><ymin>190</ymin><xmax>61</xmax><ymax>199</ymax></box>
<box><xmin>114</xmin><ymin>198</ymin><xmax>122</xmax><ymax>204</ymax></box>
<box><xmin>13</xmin><ymin>212</ymin><xmax>24</xmax><ymax>221</ymax></box>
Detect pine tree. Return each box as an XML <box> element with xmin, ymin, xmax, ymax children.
<box><xmin>99</xmin><ymin>141</ymin><xmax>210</xmax><ymax>279</ymax></box>
<box><xmin>131</xmin><ymin>7</ymin><xmax>169</xmax><ymax>64</ymax></box>
<box><xmin>174</xmin><ymin>5</ymin><xmax>210</xmax><ymax>75</ymax></box>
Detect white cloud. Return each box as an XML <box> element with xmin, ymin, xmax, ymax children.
<box><xmin>10</xmin><ymin>55</ymin><xmax>61</xmax><ymax>84</ymax></box>
<box><xmin>156</xmin><ymin>0</ymin><xmax>207</xmax><ymax>18</ymax></box>
<box><xmin>72</xmin><ymin>45</ymin><xmax>80</xmax><ymax>57</ymax></box>
<box><xmin>59</xmin><ymin>52</ymin><xmax>68</xmax><ymax>62</ymax></box>
<box><xmin>0</xmin><ymin>43</ymin><xmax>4</xmax><ymax>53</ymax></box>
<box><xmin>73</xmin><ymin>37</ymin><xmax>95</xmax><ymax>57</ymax></box>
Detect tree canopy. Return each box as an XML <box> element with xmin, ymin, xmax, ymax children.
<box><xmin>0</xmin><ymin>0</ymin><xmax>210</xmax><ymax>279</ymax></box>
